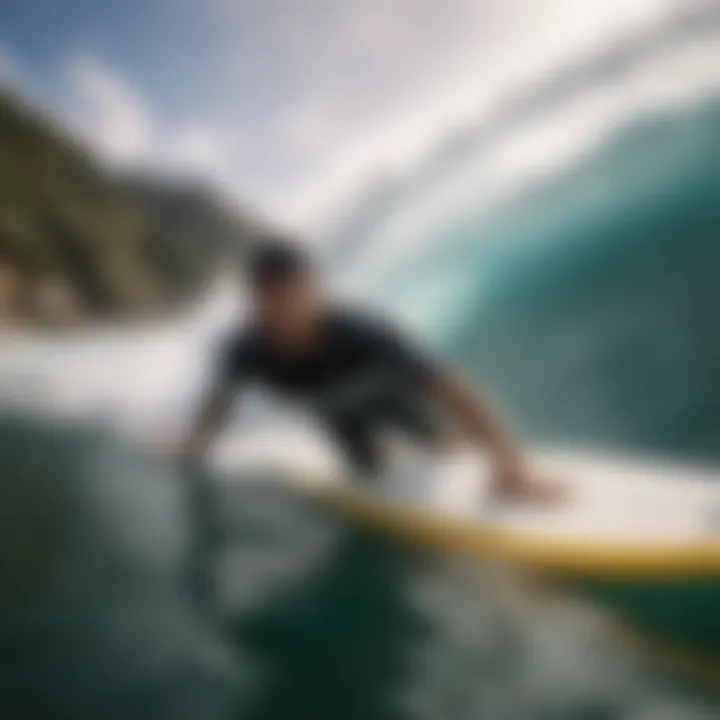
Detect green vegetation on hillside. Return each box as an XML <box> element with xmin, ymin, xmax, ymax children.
<box><xmin>0</xmin><ymin>87</ymin><xmax>262</xmax><ymax>323</ymax></box>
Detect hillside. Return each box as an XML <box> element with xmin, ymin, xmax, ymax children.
<box><xmin>0</xmin><ymin>88</ymin><xmax>262</xmax><ymax>326</ymax></box>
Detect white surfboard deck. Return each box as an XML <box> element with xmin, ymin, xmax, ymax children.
<box><xmin>211</xmin><ymin>432</ymin><xmax>720</xmax><ymax>548</ymax></box>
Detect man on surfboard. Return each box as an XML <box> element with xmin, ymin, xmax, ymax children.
<box><xmin>170</xmin><ymin>240</ymin><xmax>559</xmax><ymax>502</ymax></box>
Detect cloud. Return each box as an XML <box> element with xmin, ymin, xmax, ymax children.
<box><xmin>62</xmin><ymin>54</ymin><xmax>237</xmax><ymax>188</ymax></box>
<box><xmin>169</xmin><ymin>126</ymin><xmax>230</xmax><ymax>175</ymax></box>
<box><xmin>66</xmin><ymin>55</ymin><xmax>154</xmax><ymax>165</ymax></box>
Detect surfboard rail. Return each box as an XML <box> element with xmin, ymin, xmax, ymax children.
<box><xmin>311</xmin><ymin>484</ymin><xmax>720</xmax><ymax>579</ymax></box>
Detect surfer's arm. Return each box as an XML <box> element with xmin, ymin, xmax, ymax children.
<box><xmin>173</xmin><ymin>332</ymin><xmax>253</xmax><ymax>459</ymax></box>
<box><xmin>182</xmin><ymin>381</ymin><xmax>236</xmax><ymax>458</ymax></box>
<box><xmin>428</xmin><ymin>372</ymin><xmax>529</xmax><ymax>497</ymax></box>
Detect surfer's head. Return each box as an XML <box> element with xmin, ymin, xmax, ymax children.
<box><xmin>247</xmin><ymin>238</ymin><xmax>312</xmax><ymax>285</ymax></box>
<box><xmin>245</xmin><ymin>238</ymin><xmax>321</xmax><ymax>345</ymax></box>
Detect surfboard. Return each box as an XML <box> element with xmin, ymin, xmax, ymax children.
<box><xmin>211</xmin><ymin>440</ymin><xmax>720</xmax><ymax>659</ymax></box>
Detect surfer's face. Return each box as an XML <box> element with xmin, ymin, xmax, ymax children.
<box><xmin>251</xmin><ymin>276</ymin><xmax>321</xmax><ymax>346</ymax></box>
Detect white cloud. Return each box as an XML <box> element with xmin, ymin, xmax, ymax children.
<box><xmin>66</xmin><ymin>56</ymin><xmax>154</xmax><ymax>165</ymax></box>
<box><xmin>169</xmin><ymin>126</ymin><xmax>230</xmax><ymax>175</ymax></box>
<box><xmin>280</xmin><ymin>99</ymin><xmax>338</xmax><ymax>158</ymax></box>
<box><xmin>61</xmin><ymin>54</ymin><xmax>238</xmax><ymax>189</ymax></box>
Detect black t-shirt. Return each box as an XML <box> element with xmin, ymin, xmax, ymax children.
<box><xmin>218</xmin><ymin>308</ymin><xmax>437</xmax><ymax>428</ymax></box>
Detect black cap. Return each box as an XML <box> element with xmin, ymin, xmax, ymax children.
<box><xmin>246</xmin><ymin>238</ymin><xmax>312</xmax><ymax>285</ymax></box>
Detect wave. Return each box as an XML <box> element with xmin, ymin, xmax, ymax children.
<box><xmin>330</xmin><ymin>2</ymin><xmax>720</xmax><ymax>268</ymax></box>
<box><xmin>333</xmin><ymin>89</ymin><xmax>720</xmax><ymax>461</ymax></box>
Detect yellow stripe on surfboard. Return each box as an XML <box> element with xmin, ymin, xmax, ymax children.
<box><xmin>307</xmin><ymin>486</ymin><xmax>720</xmax><ymax>579</ymax></box>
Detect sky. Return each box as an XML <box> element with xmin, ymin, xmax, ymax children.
<box><xmin>0</xmin><ymin>0</ymin><xmax>718</xmax><ymax>232</ymax></box>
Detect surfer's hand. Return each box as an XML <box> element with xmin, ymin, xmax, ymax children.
<box><xmin>151</xmin><ymin>432</ymin><xmax>198</xmax><ymax>460</ymax></box>
<box><xmin>494</xmin><ymin>467</ymin><xmax>568</xmax><ymax>505</ymax></box>
<box><xmin>521</xmin><ymin>475</ymin><xmax>568</xmax><ymax>505</ymax></box>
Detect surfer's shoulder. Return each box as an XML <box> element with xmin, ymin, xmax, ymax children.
<box><xmin>326</xmin><ymin>305</ymin><xmax>397</xmax><ymax>344</ymax></box>
<box><xmin>217</xmin><ymin>324</ymin><xmax>264</xmax><ymax>370</ymax></box>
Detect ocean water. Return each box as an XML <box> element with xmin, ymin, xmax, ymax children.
<box><xmin>3</xmin><ymin>73</ymin><xmax>720</xmax><ymax>720</ymax></box>
<box><xmin>0</xmin><ymin>415</ymin><xmax>717</xmax><ymax>720</ymax></box>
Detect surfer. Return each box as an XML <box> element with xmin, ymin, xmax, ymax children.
<box><xmin>168</xmin><ymin>239</ymin><xmax>561</xmax><ymax>502</ymax></box>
